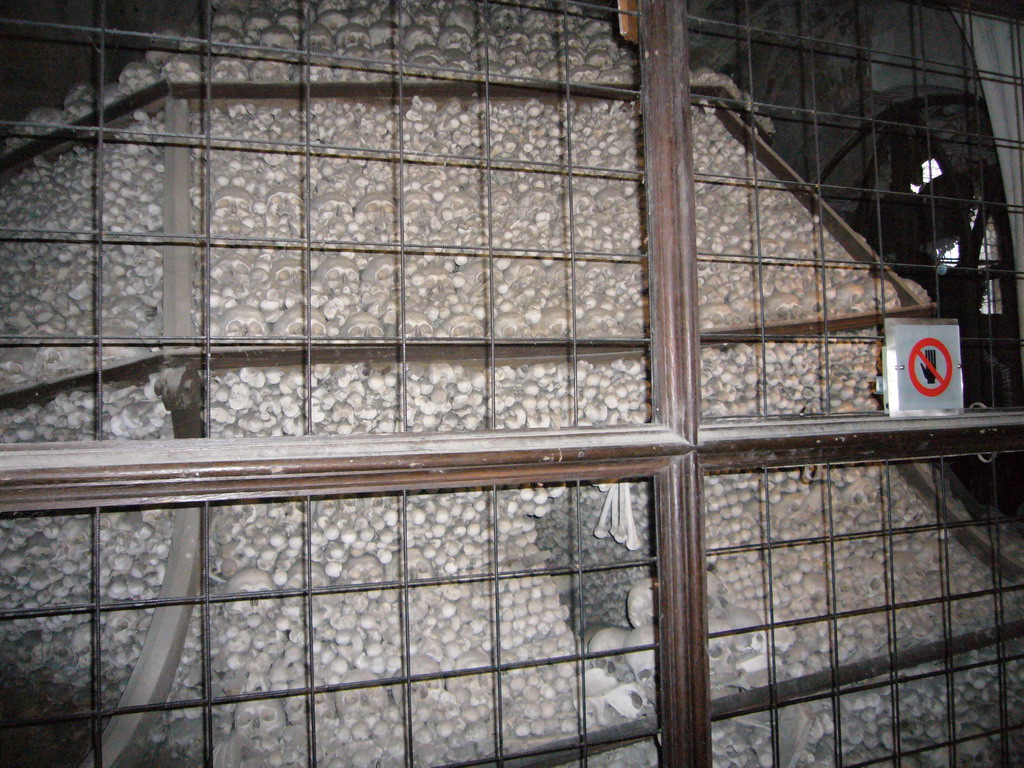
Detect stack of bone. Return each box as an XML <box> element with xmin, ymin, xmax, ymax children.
<box><xmin>3</xmin><ymin>0</ymin><xmax>637</xmax><ymax>154</ymax></box>
<box><xmin>201</xmin><ymin>97</ymin><xmax>644</xmax><ymax>342</ymax></box>
<box><xmin>0</xmin><ymin>482</ymin><xmax>659</xmax><ymax>767</ymax></box>
<box><xmin>0</xmin><ymin>0</ymin><xmax>915</xmax><ymax>438</ymax></box>
<box><xmin>705</xmin><ymin>464</ymin><xmax>1024</xmax><ymax>767</ymax></box>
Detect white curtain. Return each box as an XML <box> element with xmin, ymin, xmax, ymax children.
<box><xmin>956</xmin><ymin>12</ymin><xmax>1024</xmax><ymax>364</ymax></box>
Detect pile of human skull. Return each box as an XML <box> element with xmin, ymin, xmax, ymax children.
<box><xmin>202</xmin><ymin>95</ymin><xmax>644</xmax><ymax>342</ymax></box>
<box><xmin>403</xmin><ymin>95</ymin><xmax>641</xmax><ymax>174</ymax></box>
<box><xmin>2</xmin><ymin>0</ymin><xmax>637</xmax><ymax>154</ymax></box>
<box><xmin>0</xmin><ymin>374</ymin><xmax>171</xmax><ymax>443</ymax></box>
<box><xmin>691</xmin><ymin>104</ymin><xmax>928</xmax><ymax>331</ymax></box>
<box><xmin>0</xmin><ymin>507</ymin><xmax>175</xmax><ymax>733</ymax></box>
<box><xmin>183</xmin><ymin>0</ymin><xmax>637</xmax><ymax>86</ymax></box>
<box><xmin>701</xmin><ymin>337</ymin><xmax>882</xmax><ymax>419</ymax></box>
<box><xmin>703</xmin><ymin>463</ymin><xmax>1024</xmax><ymax>767</ymax></box>
<box><xmin>0</xmin><ymin>109</ymin><xmax>165</xmax><ymax>388</ymax></box>
<box><xmin>203</xmin><ymin>358</ymin><xmax>648</xmax><ymax>439</ymax></box>
<box><xmin>0</xmin><ymin>478</ymin><xmax>662</xmax><ymax>767</ymax></box>
<box><xmin>146</xmin><ymin>484</ymin><xmax>651</xmax><ymax>766</ymax></box>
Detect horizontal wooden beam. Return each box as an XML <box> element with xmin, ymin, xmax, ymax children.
<box><xmin>699</xmin><ymin>410</ymin><xmax>1024</xmax><ymax>470</ymax></box>
<box><xmin>5</xmin><ymin>410</ymin><xmax>1024</xmax><ymax>509</ymax></box>
<box><xmin>0</xmin><ymin>425</ymin><xmax>688</xmax><ymax>512</ymax></box>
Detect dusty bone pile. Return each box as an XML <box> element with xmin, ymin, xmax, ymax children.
<box><xmin>701</xmin><ymin>336</ymin><xmax>883</xmax><ymax>418</ymax></box>
<box><xmin>0</xmin><ymin>482</ymin><xmax>657</xmax><ymax>767</ymax></box>
<box><xmin>691</xmin><ymin>105</ymin><xmax>930</xmax><ymax>331</ymax></box>
<box><xmin>704</xmin><ymin>464</ymin><xmax>1024</xmax><ymax>767</ymax></box>
<box><xmin>200</xmin><ymin>96</ymin><xmax>644</xmax><ymax>342</ymax></box>
<box><xmin>0</xmin><ymin>110</ymin><xmax>165</xmax><ymax>390</ymax></box>
<box><xmin>3</xmin><ymin>0</ymin><xmax>637</xmax><ymax>155</ymax></box>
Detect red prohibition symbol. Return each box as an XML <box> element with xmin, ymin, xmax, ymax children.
<box><xmin>908</xmin><ymin>337</ymin><xmax>953</xmax><ymax>397</ymax></box>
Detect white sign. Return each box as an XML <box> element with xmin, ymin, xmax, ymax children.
<box><xmin>883</xmin><ymin>319</ymin><xmax>963</xmax><ymax>416</ymax></box>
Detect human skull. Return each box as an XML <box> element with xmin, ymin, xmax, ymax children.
<box><xmin>304</xmin><ymin>22</ymin><xmax>334</xmax><ymax>51</ymax></box>
<box><xmin>334</xmin><ymin>668</ymin><xmax>382</xmax><ymax>715</ymax></box>
<box><xmin>261</xmin><ymin>24</ymin><xmax>296</xmax><ymax>49</ymax></box>
<box><xmin>311</xmin><ymin>192</ymin><xmax>353</xmax><ymax>240</ymax></box>
<box><xmin>403</xmin><ymin>546</ymin><xmax>432</xmax><ymax>580</ymax></box>
<box><xmin>603</xmin><ymin>682</ymin><xmax>647</xmax><ymax>721</ymax></box>
<box><xmin>403</xmin><ymin>24</ymin><xmax>434</xmax><ymax>51</ymax></box>
<box><xmin>337</xmin><ymin>23</ymin><xmax>370</xmax><ymax>51</ymax></box>
<box><xmin>361</xmin><ymin>254</ymin><xmax>396</xmax><ymax>284</ymax></box>
<box><xmin>233</xmin><ymin>698</ymin><xmax>285</xmax><ymax>739</ymax></box>
<box><xmin>316</xmin><ymin>9</ymin><xmax>348</xmax><ymax>35</ymax></box>
<box><xmin>587</xmin><ymin>625</ymin><xmax>630</xmax><ymax>677</ymax></box>
<box><xmin>225</xmin><ymin>566</ymin><xmax>275</xmax><ymax>594</ymax></box>
<box><xmin>274</xmin><ymin>305</ymin><xmax>327</xmax><ymax>337</ymax></box>
<box><xmin>275</xmin><ymin>11</ymin><xmax>302</xmax><ymax>37</ymax></box>
<box><xmin>245</xmin><ymin>13</ymin><xmax>274</xmax><ymax>43</ymax></box>
<box><xmin>265</xmin><ymin>186</ymin><xmax>303</xmax><ymax>237</ymax></box>
<box><xmin>626</xmin><ymin>577</ymin><xmax>655</xmax><ymax>628</ymax></box>
<box><xmin>342</xmin><ymin>311</ymin><xmax>386</xmax><ymax>338</ymax></box>
<box><xmin>217</xmin><ymin>305</ymin><xmax>267</xmax><ymax>337</ymax></box>
<box><xmin>315</xmin><ymin>254</ymin><xmax>359</xmax><ymax>287</ymax></box>
<box><xmin>213</xmin><ymin>185</ymin><xmax>256</xmax><ymax>236</ymax></box>
<box><xmin>345</xmin><ymin>553</ymin><xmax>385</xmax><ymax>584</ymax></box>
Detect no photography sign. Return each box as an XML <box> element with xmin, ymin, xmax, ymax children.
<box><xmin>883</xmin><ymin>320</ymin><xmax>963</xmax><ymax>415</ymax></box>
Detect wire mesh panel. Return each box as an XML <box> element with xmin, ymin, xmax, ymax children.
<box><xmin>690</xmin><ymin>0</ymin><xmax>1024</xmax><ymax>422</ymax></box>
<box><xmin>704</xmin><ymin>452</ymin><xmax>1024</xmax><ymax>767</ymax></box>
<box><xmin>0</xmin><ymin>479</ymin><xmax>660</xmax><ymax>767</ymax></box>
<box><xmin>0</xmin><ymin>0</ymin><xmax>651</xmax><ymax>443</ymax></box>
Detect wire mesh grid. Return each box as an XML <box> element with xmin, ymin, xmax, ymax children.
<box><xmin>704</xmin><ymin>452</ymin><xmax>1024</xmax><ymax>767</ymax></box>
<box><xmin>0</xmin><ymin>478</ymin><xmax>660</xmax><ymax>767</ymax></box>
<box><xmin>0</xmin><ymin>0</ymin><xmax>652</xmax><ymax>444</ymax></box>
<box><xmin>689</xmin><ymin>0</ymin><xmax>1024</xmax><ymax>422</ymax></box>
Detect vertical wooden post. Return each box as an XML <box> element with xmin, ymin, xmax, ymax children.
<box><xmin>162</xmin><ymin>96</ymin><xmax>193</xmax><ymax>340</ymax></box>
<box><xmin>641</xmin><ymin>0</ymin><xmax>702</xmax><ymax>444</ymax></box>
<box><xmin>640</xmin><ymin>0</ymin><xmax>710</xmax><ymax>763</ymax></box>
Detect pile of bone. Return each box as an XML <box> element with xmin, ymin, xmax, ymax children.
<box><xmin>161</xmin><ymin>489</ymin><xmax>588</xmax><ymax>765</ymax></box>
<box><xmin>203</xmin><ymin>100</ymin><xmax>643</xmax><ymax>341</ymax></box>
<box><xmin>0</xmin><ymin>356</ymin><xmax>648</xmax><ymax>443</ymax></box>
<box><xmin>582</xmin><ymin>575</ymin><xmax>658</xmax><ymax>730</ymax></box>
<box><xmin>691</xmin><ymin>105</ymin><xmax>915</xmax><ymax>331</ymax></box>
<box><xmin>0</xmin><ymin>375</ymin><xmax>171</xmax><ymax>443</ymax></box>
<box><xmin>703</xmin><ymin>465</ymin><xmax>1024</xmax><ymax>766</ymax></box>
<box><xmin>1</xmin><ymin>0</ymin><xmax>635</xmax><ymax>152</ymax></box>
<box><xmin>0</xmin><ymin>481</ymin><xmax>657</xmax><ymax>766</ymax></box>
<box><xmin>699</xmin><ymin>260</ymin><xmax>901</xmax><ymax>329</ymax></box>
<box><xmin>531</xmin><ymin>481</ymin><xmax>654</xmax><ymax>629</ymax></box>
<box><xmin>205</xmin><ymin>359</ymin><xmax>648</xmax><ymax>439</ymax></box>
<box><xmin>176</xmin><ymin>0</ymin><xmax>634</xmax><ymax>86</ymax></box>
<box><xmin>701</xmin><ymin>339</ymin><xmax>882</xmax><ymax>419</ymax></box>
<box><xmin>0</xmin><ymin>110</ymin><xmax>165</xmax><ymax>388</ymax></box>
<box><xmin>0</xmin><ymin>508</ymin><xmax>174</xmax><ymax>712</ymax></box>
<box><xmin>404</xmin><ymin>96</ymin><xmax>641</xmax><ymax>173</ymax></box>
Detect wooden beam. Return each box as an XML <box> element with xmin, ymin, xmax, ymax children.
<box><xmin>700</xmin><ymin>411</ymin><xmax>1024</xmax><ymax>470</ymax></box>
<box><xmin>162</xmin><ymin>97</ymin><xmax>194</xmax><ymax>340</ymax></box>
<box><xmin>0</xmin><ymin>425</ymin><xmax>688</xmax><ymax>511</ymax></box>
